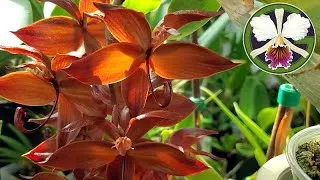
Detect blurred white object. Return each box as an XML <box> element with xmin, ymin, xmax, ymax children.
<box><xmin>0</xmin><ymin>0</ymin><xmax>33</xmax><ymax>46</ymax></box>
<box><xmin>44</xmin><ymin>2</ymin><xmax>55</xmax><ymax>18</ymax></box>
<box><xmin>256</xmin><ymin>154</ymin><xmax>293</xmax><ymax>180</ymax></box>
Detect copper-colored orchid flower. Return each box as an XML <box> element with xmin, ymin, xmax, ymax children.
<box><xmin>23</xmin><ymin>89</ymin><xmax>203</xmax><ymax>179</ymax></box>
<box><xmin>11</xmin><ymin>0</ymin><xmax>110</xmax><ymax>56</ymax></box>
<box><xmin>134</xmin><ymin>128</ymin><xmax>222</xmax><ymax>180</ymax></box>
<box><xmin>0</xmin><ymin>45</ymin><xmax>106</xmax><ymax>146</ymax></box>
<box><xmin>24</xmin><ymin>108</ymin><xmax>208</xmax><ymax>179</ymax></box>
<box><xmin>63</xmin><ymin>7</ymin><xmax>240</xmax><ymax>115</ymax></box>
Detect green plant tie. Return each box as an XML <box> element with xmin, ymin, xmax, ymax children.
<box><xmin>277</xmin><ymin>83</ymin><xmax>301</xmax><ymax>107</ymax></box>
<box><xmin>190</xmin><ymin>97</ymin><xmax>206</xmax><ymax>111</ymax></box>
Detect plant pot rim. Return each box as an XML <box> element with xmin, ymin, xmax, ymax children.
<box><xmin>286</xmin><ymin>125</ymin><xmax>320</xmax><ymax>180</ymax></box>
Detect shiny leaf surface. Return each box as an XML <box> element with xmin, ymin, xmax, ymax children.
<box><xmin>129</xmin><ymin>142</ymin><xmax>208</xmax><ymax>176</ymax></box>
<box><xmin>56</xmin><ymin>94</ymin><xmax>83</xmax><ymax>147</ymax></box>
<box><xmin>79</xmin><ymin>0</ymin><xmax>110</xmax><ymax>14</ymax></box>
<box><xmin>153</xmin><ymin>10</ymin><xmax>223</xmax><ymax>46</ymax></box>
<box><xmin>41</xmin><ymin>141</ymin><xmax>117</xmax><ymax>170</ymax></box>
<box><xmin>126</xmin><ymin>110</ymin><xmax>183</xmax><ymax>141</ymax></box>
<box><xmin>51</xmin><ymin>54</ymin><xmax>80</xmax><ymax>72</ymax></box>
<box><xmin>59</xmin><ymin>77</ymin><xmax>106</xmax><ymax>117</ymax></box>
<box><xmin>0</xmin><ymin>45</ymin><xmax>46</xmax><ymax>64</ymax></box>
<box><xmin>151</xmin><ymin>42</ymin><xmax>239</xmax><ymax>79</ymax></box>
<box><xmin>0</xmin><ymin>72</ymin><xmax>55</xmax><ymax>106</ymax></box>
<box><xmin>12</xmin><ymin>17</ymin><xmax>83</xmax><ymax>56</ymax></box>
<box><xmin>24</xmin><ymin>136</ymin><xmax>57</xmax><ymax>163</ymax></box>
<box><xmin>64</xmin><ymin>43</ymin><xmax>144</xmax><ymax>85</ymax></box>
<box><xmin>143</xmin><ymin>90</ymin><xmax>196</xmax><ymax>120</ymax></box>
<box><xmin>102</xmin><ymin>8</ymin><xmax>152</xmax><ymax>50</ymax></box>
<box><xmin>121</xmin><ymin>65</ymin><xmax>149</xmax><ymax>117</ymax></box>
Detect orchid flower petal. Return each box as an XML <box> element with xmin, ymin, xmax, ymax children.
<box><xmin>283</xmin><ymin>38</ymin><xmax>309</xmax><ymax>58</ymax></box>
<box><xmin>265</xmin><ymin>44</ymin><xmax>293</xmax><ymax>70</ymax></box>
<box><xmin>250</xmin><ymin>37</ymin><xmax>277</xmax><ymax>58</ymax></box>
<box><xmin>275</xmin><ymin>8</ymin><xmax>284</xmax><ymax>34</ymax></box>
<box><xmin>282</xmin><ymin>13</ymin><xmax>311</xmax><ymax>41</ymax></box>
<box><xmin>250</xmin><ymin>15</ymin><xmax>277</xmax><ymax>41</ymax></box>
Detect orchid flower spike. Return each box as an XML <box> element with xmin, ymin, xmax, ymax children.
<box><xmin>250</xmin><ymin>8</ymin><xmax>311</xmax><ymax>70</ymax></box>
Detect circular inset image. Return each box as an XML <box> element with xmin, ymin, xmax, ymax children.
<box><xmin>243</xmin><ymin>3</ymin><xmax>316</xmax><ymax>74</ymax></box>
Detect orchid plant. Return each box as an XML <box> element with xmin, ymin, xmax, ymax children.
<box><xmin>250</xmin><ymin>8</ymin><xmax>311</xmax><ymax>70</ymax></box>
<box><xmin>0</xmin><ymin>0</ymin><xmax>240</xmax><ymax>179</ymax></box>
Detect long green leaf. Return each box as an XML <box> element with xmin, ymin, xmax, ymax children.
<box><xmin>7</xmin><ymin>124</ymin><xmax>32</xmax><ymax>149</ymax></box>
<box><xmin>201</xmin><ymin>87</ymin><xmax>266</xmax><ymax>166</ymax></box>
<box><xmin>28</xmin><ymin>0</ymin><xmax>44</xmax><ymax>21</ymax></box>
<box><xmin>233</xmin><ymin>102</ymin><xmax>270</xmax><ymax>145</ymax></box>
<box><xmin>0</xmin><ymin>136</ymin><xmax>29</xmax><ymax>153</ymax></box>
<box><xmin>0</xmin><ymin>159</ymin><xmax>19</xmax><ymax>163</ymax></box>
<box><xmin>0</xmin><ymin>148</ymin><xmax>21</xmax><ymax>159</ymax></box>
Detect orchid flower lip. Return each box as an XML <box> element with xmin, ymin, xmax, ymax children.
<box><xmin>243</xmin><ymin>3</ymin><xmax>316</xmax><ymax>75</ymax></box>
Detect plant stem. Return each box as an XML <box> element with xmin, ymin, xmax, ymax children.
<box><xmin>192</xmin><ymin>31</ymin><xmax>201</xmax><ymax>128</ymax></box>
<box><xmin>266</xmin><ymin>105</ymin><xmax>293</xmax><ymax>160</ymax></box>
<box><xmin>192</xmin><ymin>31</ymin><xmax>201</xmax><ymax>150</ymax></box>
<box><xmin>306</xmin><ymin>101</ymin><xmax>311</xmax><ymax>127</ymax></box>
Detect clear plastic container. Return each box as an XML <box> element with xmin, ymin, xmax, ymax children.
<box><xmin>286</xmin><ymin>125</ymin><xmax>320</xmax><ymax>180</ymax></box>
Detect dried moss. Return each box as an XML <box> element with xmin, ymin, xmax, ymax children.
<box><xmin>296</xmin><ymin>140</ymin><xmax>320</xmax><ymax>179</ymax></box>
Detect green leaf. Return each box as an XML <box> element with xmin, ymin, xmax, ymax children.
<box><xmin>168</xmin><ymin>0</ymin><xmax>220</xmax><ymax>12</ymax></box>
<box><xmin>123</xmin><ymin>0</ymin><xmax>162</xmax><ymax>14</ymax></box>
<box><xmin>236</xmin><ymin>143</ymin><xmax>254</xmax><ymax>157</ymax></box>
<box><xmin>51</xmin><ymin>0</ymin><xmax>79</xmax><ymax>17</ymax></box>
<box><xmin>146</xmin><ymin>0</ymin><xmax>170</xmax><ymax>30</ymax></box>
<box><xmin>167</xmin><ymin>0</ymin><xmax>221</xmax><ymax>40</ymax></box>
<box><xmin>257</xmin><ymin>107</ymin><xmax>278</xmax><ymax>131</ymax></box>
<box><xmin>174</xmin><ymin>114</ymin><xmax>194</xmax><ymax>130</ymax></box>
<box><xmin>186</xmin><ymin>156</ymin><xmax>223</xmax><ymax>180</ymax></box>
<box><xmin>234</xmin><ymin>102</ymin><xmax>270</xmax><ymax>145</ymax></box>
<box><xmin>0</xmin><ymin>135</ymin><xmax>29</xmax><ymax>154</ymax></box>
<box><xmin>7</xmin><ymin>124</ymin><xmax>32</xmax><ymax>149</ymax></box>
<box><xmin>186</xmin><ymin>168</ymin><xmax>223</xmax><ymax>180</ymax></box>
<box><xmin>0</xmin><ymin>0</ymin><xmax>33</xmax><ymax>46</ymax></box>
<box><xmin>220</xmin><ymin>134</ymin><xmax>236</xmax><ymax>151</ymax></box>
<box><xmin>28</xmin><ymin>0</ymin><xmax>44</xmax><ymax>21</ymax></box>
<box><xmin>260</xmin><ymin>0</ymin><xmax>320</xmax><ymax>53</ymax></box>
<box><xmin>0</xmin><ymin>148</ymin><xmax>21</xmax><ymax>159</ymax></box>
<box><xmin>239</xmin><ymin>77</ymin><xmax>270</xmax><ymax>119</ymax></box>
<box><xmin>211</xmin><ymin>137</ymin><xmax>224</xmax><ymax>151</ymax></box>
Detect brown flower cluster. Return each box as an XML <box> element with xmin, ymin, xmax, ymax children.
<box><xmin>0</xmin><ymin>0</ymin><xmax>240</xmax><ymax>179</ymax></box>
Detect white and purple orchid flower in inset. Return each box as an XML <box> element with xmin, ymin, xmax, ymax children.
<box><xmin>250</xmin><ymin>8</ymin><xmax>311</xmax><ymax>70</ymax></box>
